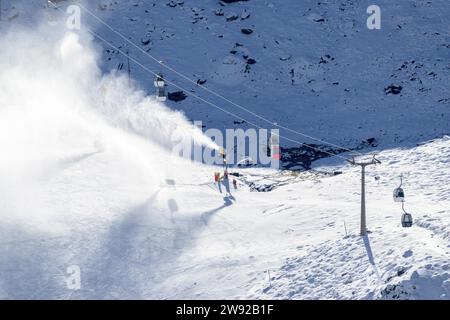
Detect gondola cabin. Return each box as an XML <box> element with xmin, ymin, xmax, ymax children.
<box><xmin>401</xmin><ymin>212</ymin><xmax>413</xmax><ymax>227</ymax></box>
<box><xmin>269</xmin><ymin>132</ymin><xmax>281</xmax><ymax>160</ymax></box>
<box><xmin>393</xmin><ymin>187</ymin><xmax>405</xmax><ymax>203</ymax></box>
<box><xmin>154</xmin><ymin>73</ymin><xmax>167</xmax><ymax>102</ymax></box>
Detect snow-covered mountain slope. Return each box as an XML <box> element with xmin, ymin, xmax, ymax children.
<box><xmin>5</xmin><ymin>0</ymin><xmax>449</xmax><ymax>149</ymax></box>
<box><xmin>1</xmin><ymin>74</ymin><xmax>449</xmax><ymax>299</ymax></box>
<box><xmin>129</xmin><ymin>137</ymin><xmax>450</xmax><ymax>300</ymax></box>
<box><xmin>0</xmin><ymin>1</ymin><xmax>449</xmax><ymax>300</ymax></box>
<box><xmin>49</xmin><ymin>0</ymin><xmax>450</xmax><ymax>149</ymax></box>
<box><xmin>2</xmin><ymin>0</ymin><xmax>449</xmax><ymax>154</ymax></box>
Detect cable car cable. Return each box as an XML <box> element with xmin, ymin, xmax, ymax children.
<box><xmin>73</xmin><ymin>2</ymin><xmax>365</xmax><ymax>156</ymax></box>
<box><xmin>61</xmin><ymin>25</ymin><xmax>351</xmax><ymax>160</ymax></box>
<box><xmin>45</xmin><ymin>1</ymin><xmax>364</xmax><ymax>162</ymax></box>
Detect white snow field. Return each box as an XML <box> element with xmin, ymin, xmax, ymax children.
<box><xmin>0</xmin><ymin>1</ymin><xmax>449</xmax><ymax>300</ymax></box>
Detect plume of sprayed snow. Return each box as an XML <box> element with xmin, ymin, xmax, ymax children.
<box><xmin>0</xmin><ymin>23</ymin><xmax>217</xmax><ymax>226</ymax></box>
<box><xmin>95</xmin><ymin>74</ymin><xmax>219</xmax><ymax>152</ymax></box>
<box><xmin>0</xmin><ymin>25</ymin><xmax>217</xmax><ymax>160</ymax></box>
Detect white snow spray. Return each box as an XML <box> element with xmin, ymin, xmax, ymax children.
<box><xmin>0</xmin><ymin>23</ymin><xmax>217</xmax><ymax>226</ymax></box>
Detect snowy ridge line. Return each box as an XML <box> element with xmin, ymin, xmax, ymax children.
<box><xmin>44</xmin><ymin>0</ymin><xmax>349</xmax><ymax>161</ymax></box>
<box><xmin>73</xmin><ymin>1</ymin><xmax>364</xmax><ymax>157</ymax></box>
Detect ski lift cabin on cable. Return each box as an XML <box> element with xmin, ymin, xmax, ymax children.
<box><xmin>394</xmin><ymin>187</ymin><xmax>405</xmax><ymax>202</ymax></box>
<box><xmin>269</xmin><ymin>131</ymin><xmax>281</xmax><ymax>160</ymax></box>
<box><xmin>154</xmin><ymin>73</ymin><xmax>167</xmax><ymax>102</ymax></box>
<box><xmin>402</xmin><ymin>212</ymin><xmax>413</xmax><ymax>227</ymax></box>
<box><xmin>394</xmin><ymin>177</ymin><xmax>413</xmax><ymax>228</ymax></box>
<box><xmin>401</xmin><ymin>202</ymin><xmax>413</xmax><ymax>227</ymax></box>
<box><xmin>393</xmin><ymin>176</ymin><xmax>405</xmax><ymax>203</ymax></box>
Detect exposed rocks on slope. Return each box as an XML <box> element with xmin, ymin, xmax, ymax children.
<box><xmin>241</xmin><ymin>28</ymin><xmax>253</xmax><ymax>35</ymax></box>
<box><xmin>168</xmin><ymin>91</ymin><xmax>188</xmax><ymax>102</ymax></box>
<box><xmin>385</xmin><ymin>85</ymin><xmax>403</xmax><ymax>95</ymax></box>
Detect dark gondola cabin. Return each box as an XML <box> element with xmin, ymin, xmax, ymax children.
<box><xmin>393</xmin><ymin>187</ymin><xmax>405</xmax><ymax>203</ymax></box>
<box><xmin>401</xmin><ymin>212</ymin><xmax>413</xmax><ymax>228</ymax></box>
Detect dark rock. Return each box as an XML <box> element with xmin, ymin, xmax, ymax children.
<box><xmin>280</xmin><ymin>144</ymin><xmax>348</xmax><ymax>170</ymax></box>
<box><xmin>167</xmin><ymin>0</ymin><xmax>183</xmax><ymax>7</ymax></box>
<box><xmin>226</xmin><ymin>14</ymin><xmax>239</xmax><ymax>22</ymax></box>
<box><xmin>168</xmin><ymin>91</ymin><xmax>188</xmax><ymax>102</ymax></box>
<box><xmin>402</xmin><ymin>250</ymin><xmax>413</xmax><ymax>258</ymax></box>
<box><xmin>319</xmin><ymin>55</ymin><xmax>334</xmax><ymax>64</ymax></box>
<box><xmin>141</xmin><ymin>38</ymin><xmax>151</xmax><ymax>46</ymax></box>
<box><xmin>397</xmin><ymin>267</ymin><xmax>406</xmax><ymax>276</ymax></box>
<box><xmin>241</xmin><ymin>28</ymin><xmax>253</xmax><ymax>35</ymax></box>
<box><xmin>385</xmin><ymin>84</ymin><xmax>403</xmax><ymax>95</ymax></box>
<box><xmin>361</xmin><ymin>137</ymin><xmax>377</xmax><ymax>147</ymax></box>
<box><xmin>241</xmin><ymin>10</ymin><xmax>250</xmax><ymax>20</ymax></box>
<box><xmin>249</xmin><ymin>183</ymin><xmax>275</xmax><ymax>192</ymax></box>
<box><xmin>246</xmin><ymin>58</ymin><xmax>257</xmax><ymax>65</ymax></box>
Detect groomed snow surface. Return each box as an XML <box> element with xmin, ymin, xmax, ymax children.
<box><xmin>0</xmin><ymin>1</ymin><xmax>449</xmax><ymax>300</ymax></box>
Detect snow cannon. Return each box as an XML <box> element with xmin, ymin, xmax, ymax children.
<box><xmin>219</xmin><ymin>147</ymin><xmax>227</xmax><ymax>162</ymax></box>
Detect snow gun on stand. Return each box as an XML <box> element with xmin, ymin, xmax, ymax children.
<box><xmin>214</xmin><ymin>148</ymin><xmax>229</xmax><ymax>184</ymax></box>
<box><xmin>219</xmin><ymin>148</ymin><xmax>228</xmax><ymax>178</ymax></box>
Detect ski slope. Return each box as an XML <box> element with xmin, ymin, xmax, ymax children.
<box><xmin>0</xmin><ymin>1</ymin><xmax>449</xmax><ymax>300</ymax></box>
